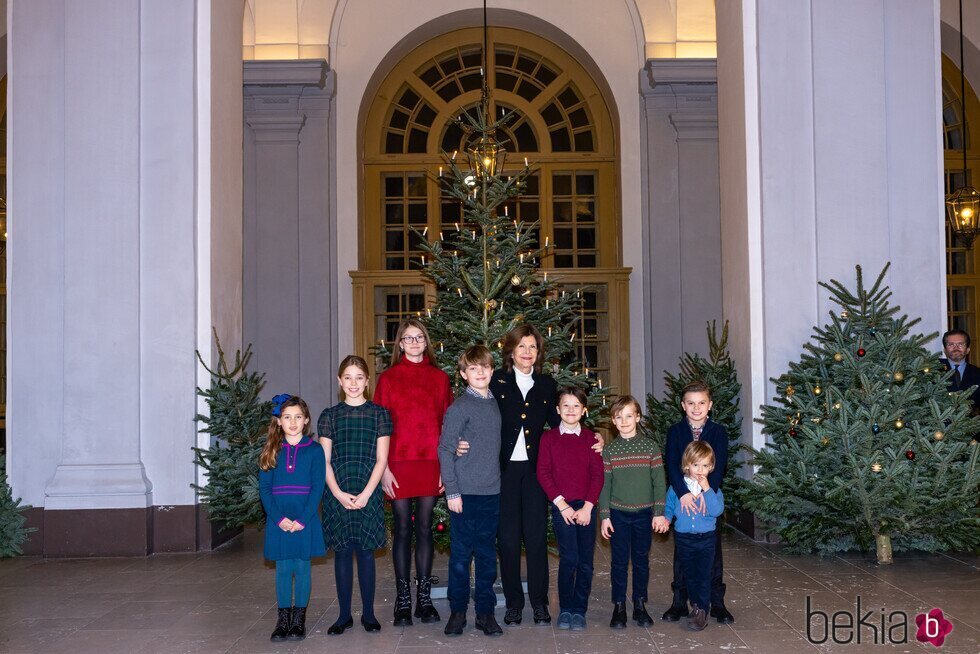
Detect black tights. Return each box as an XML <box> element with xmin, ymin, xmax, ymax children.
<box><xmin>391</xmin><ymin>496</ymin><xmax>437</xmax><ymax>581</ymax></box>
<box><xmin>335</xmin><ymin>546</ymin><xmax>376</xmax><ymax>622</ymax></box>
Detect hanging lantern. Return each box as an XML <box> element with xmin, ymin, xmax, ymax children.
<box><xmin>947</xmin><ymin>0</ymin><xmax>980</xmax><ymax>249</ymax></box>
<box><xmin>468</xmin><ymin>132</ymin><xmax>506</xmax><ymax>181</ymax></box>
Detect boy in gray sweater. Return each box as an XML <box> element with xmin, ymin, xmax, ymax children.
<box><xmin>438</xmin><ymin>344</ymin><xmax>502</xmax><ymax>637</ymax></box>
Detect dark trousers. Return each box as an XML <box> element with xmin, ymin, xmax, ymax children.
<box><xmin>673</xmin><ymin>530</ymin><xmax>717</xmax><ymax>611</ymax></box>
<box><xmin>448</xmin><ymin>494</ymin><xmax>500</xmax><ymax>615</ymax></box>
<box><xmin>671</xmin><ymin>524</ymin><xmax>725</xmax><ymax>607</ymax></box>
<box><xmin>498</xmin><ymin>461</ymin><xmax>549</xmax><ymax>610</ymax></box>
<box><xmin>609</xmin><ymin>508</ymin><xmax>652</xmax><ymax>603</ymax></box>
<box><xmin>550</xmin><ymin>500</ymin><xmax>596</xmax><ymax>616</ymax></box>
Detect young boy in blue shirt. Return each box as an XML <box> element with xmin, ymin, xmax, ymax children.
<box><xmin>663</xmin><ymin>380</ymin><xmax>734</xmax><ymax>625</ymax></box>
<box><xmin>664</xmin><ymin>441</ymin><xmax>724</xmax><ymax>631</ymax></box>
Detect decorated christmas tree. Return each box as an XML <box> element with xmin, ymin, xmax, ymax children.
<box><xmin>0</xmin><ymin>453</ymin><xmax>34</xmax><ymax>557</ymax></box>
<box><xmin>644</xmin><ymin>321</ymin><xmax>744</xmax><ymax>512</ymax></box>
<box><xmin>375</xmin><ymin>85</ymin><xmax>609</xmax><ymax>550</ymax></box>
<box><xmin>192</xmin><ymin>332</ymin><xmax>272</xmax><ymax>529</ymax></box>
<box><xmin>739</xmin><ymin>265</ymin><xmax>980</xmax><ymax>563</ymax></box>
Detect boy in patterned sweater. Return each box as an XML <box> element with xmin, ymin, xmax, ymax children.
<box><xmin>598</xmin><ymin>395</ymin><xmax>669</xmax><ymax>629</ymax></box>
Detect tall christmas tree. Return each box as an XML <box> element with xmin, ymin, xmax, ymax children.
<box><xmin>193</xmin><ymin>332</ymin><xmax>272</xmax><ymax>529</ymax></box>
<box><xmin>0</xmin><ymin>453</ymin><xmax>34</xmax><ymax>557</ymax></box>
<box><xmin>739</xmin><ymin>265</ymin><xmax>980</xmax><ymax>562</ymax></box>
<box><xmin>375</xmin><ymin>53</ymin><xmax>608</xmax><ymax>551</ymax></box>
<box><xmin>644</xmin><ymin>321</ymin><xmax>744</xmax><ymax>512</ymax></box>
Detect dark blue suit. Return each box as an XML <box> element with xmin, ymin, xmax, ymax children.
<box><xmin>941</xmin><ymin>358</ymin><xmax>980</xmax><ymax>410</ymax></box>
<box><xmin>664</xmin><ymin>419</ymin><xmax>728</xmax><ymax>608</ymax></box>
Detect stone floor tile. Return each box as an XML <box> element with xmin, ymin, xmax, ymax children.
<box><xmin>45</xmin><ymin>627</ymin><xmax>170</xmax><ymax>654</ymax></box>
<box><xmin>80</xmin><ymin>599</ymin><xmax>204</xmax><ymax>631</ymax></box>
<box><xmin>734</xmin><ymin>628</ymin><xmax>820</xmax><ymax>653</ymax></box>
<box><xmin>136</xmin><ymin>633</ymin><xmax>240</xmax><ymax>654</ymax></box>
<box><xmin>0</xmin><ymin>617</ymin><xmax>93</xmax><ymax>653</ymax></box>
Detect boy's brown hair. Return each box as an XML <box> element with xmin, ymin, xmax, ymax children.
<box><xmin>680</xmin><ymin>380</ymin><xmax>712</xmax><ymax>402</ymax></box>
<box><xmin>558</xmin><ymin>386</ymin><xmax>589</xmax><ymax>407</ymax></box>
<box><xmin>458</xmin><ymin>344</ymin><xmax>494</xmax><ymax>371</ymax></box>
<box><xmin>681</xmin><ymin>440</ymin><xmax>716</xmax><ymax>474</ymax></box>
<box><xmin>608</xmin><ymin>394</ymin><xmax>642</xmax><ymax>420</ymax></box>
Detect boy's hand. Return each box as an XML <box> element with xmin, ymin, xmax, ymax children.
<box><xmin>447</xmin><ymin>497</ymin><xmax>463</xmax><ymax>513</ymax></box>
<box><xmin>600</xmin><ymin>518</ymin><xmax>614</xmax><ymax>539</ymax></box>
<box><xmin>278</xmin><ymin>517</ymin><xmax>294</xmax><ymax>531</ymax></box>
<box><xmin>696</xmin><ymin>474</ymin><xmax>711</xmax><ymax>492</ymax></box>
<box><xmin>572</xmin><ymin>506</ymin><xmax>592</xmax><ymax>526</ymax></box>
<box><xmin>455</xmin><ymin>440</ymin><xmax>470</xmax><ymax>456</ymax></box>
<box><xmin>591</xmin><ymin>433</ymin><xmax>604</xmax><ymax>454</ymax></box>
<box><xmin>680</xmin><ymin>492</ymin><xmax>706</xmax><ymax>515</ymax></box>
<box><xmin>381</xmin><ymin>467</ymin><xmax>399</xmax><ymax>497</ymax></box>
<box><xmin>652</xmin><ymin>515</ymin><xmax>670</xmax><ymax>533</ymax></box>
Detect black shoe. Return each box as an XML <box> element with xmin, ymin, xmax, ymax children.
<box><xmin>475</xmin><ymin>613</ymin><xmax>503</xmax><ymax>636</ymax></box>
<box><xmin>609</xmin><ymin>602</ymin><xmax>627</xmax><ymax>629</ymax></box>
<box><xmin>270</xmin><ymin>607</ymin><xmax>291</xmax><ymax>642</ymax></box>
<box><xmin>633</xmin><ymin>600</ymin><xmax>653</xmax><ymax>627</ymax></box>
<box><xmin>504</xmin><ymin>607</ymin><xmax>522</xmax><ymax>625</ymax></box>
<box><xmin>710</xmin><ymin>604</ymin><xmax>735</xmax><ymax>624</ymax></box>
<box><xmin>286</xmin><ymin>606</ymin><xmax>308</xmax><ymax>641</ymax></box>
<box><xmin>327</xmin><ymin>617</ymin><xmax>354</xmax><ymax>635</ymax></box>
<box><xmin>661</xmin><ymin>604</ymin><xmax>689</xmax><ymax>622</ymax></box>
<box><xmin>361</xmin><ymin>615</ymin><xmax>382</xmax><ymax>632</ymax></box>
<box><xmin>414</xmin><ymin>576</ymin><xmax>441</xmax><ymax>623</ymax></box>
<box><xmin>532</xmin><ymin>605</ymin><xmax>551</xmax><ymax>625</ymax></box>
<box><xmin>394</xmin><ymin>578</ymin><xmax>413</xmax><ymax>626</ymax></box>
<box><xmin>444</xmin><ymin>611</ymin><xmax>467</xmax><ymax>636</ymax></box>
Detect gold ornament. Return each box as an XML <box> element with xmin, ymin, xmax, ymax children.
<box><xmin>510</xmin><ymin>275</ymin><xmax>521</xmax><ymax>285</ymax></box>
<box><xmin>833</xmin><ymin>352</ymin><xmax>844</xmax><ymax>362</ymax></box>
<box><xmin>814</xmin><ymin>385</ymin><xmax>823</xmax><ymax>395</ymax></box>
<box><xmin>923</xmin><ymin>367</ymin><xmax>931</xmax><ymax>374</ymax></box>
<box><xmin>785</xmin><ymin>385</ymin><xmax>796</xmax><ymax>397</ymax></box>
<box><xmin>821</xmin><ymin>437</ymin><xmax>829</xmax><ymax>446</ymax></box>
<box><xmin>971</xmin><ymin>439</ymin><xmax>978</xmax><ymax>446</ymax></box>
<box><xmin>871</xmin><ymin>462</ymin><xmax>883</xmax><ymax>473</ymax></box>
<box><xmin>833</xmin><ymin>402</ymin><xmax>842</xmax><ymax>410</ymax></box>
<box><xmin>894</xmin><ymin>419</ymin><xmax>904</xmax><ymax>429</ymax></box>
<box><xmin>933</xmin><ymin>431</ymin><xmax>945</xmax><ymax>441</ymax></box>
<box><xmin>487</xmin><ymin>299</ymin><xmax>498</xmax><ymax>309</ymax></box>
<box><xmin>893</xmin><ymin>371</ymin><xmax>904</xmax><ymax>382</ymax></box>
<box><xmin>841</xmin><ymin>310</ymin><xmax>850</xmax><ymax>319</ymax></box>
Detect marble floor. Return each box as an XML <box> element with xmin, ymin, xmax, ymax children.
<box><xmin>0</xmin><ymin>527</ymin><xmax>976</xmax><ymax>653</ymax></box>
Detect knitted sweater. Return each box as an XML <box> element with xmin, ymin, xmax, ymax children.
<box><xmin>664</xmin><ymin>485</ymin><xmax>725</xmax><ymax>534</ymax></box>
<box><xmin>437</xmin><ymin>392</ymin><xmax>502</xmax><ymax>498</ymax></box>
<box><xmin>597</xmin><ymin>435</ymin><xmax>666</xmax><ymax>519</ymax></box>
<box><xmin>374</xmin><ymin>356</ymin><xmax>454</xmax><ymax>463</ymax></box>
<box><xmin>536</xmin><ymin>426</ymin><xmax>604</xmax><ymax>505</ymax></box>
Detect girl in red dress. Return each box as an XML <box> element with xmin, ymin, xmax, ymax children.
<box><xmin>374</xmin><ymin>318</ymin><xmax>454</xmax><ymax>627</ymax></box>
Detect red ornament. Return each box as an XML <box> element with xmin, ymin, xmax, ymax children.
<box><xmin>905</xmin><ymin>450</ymin><xmax>916</xmax><ymax>461</ymax></box>
<box><xmin>857</xmin><ymin>348</ymin><xmax>866</xmax><ymax>357</ymax></box>
<box><xmin>436</xmin><ymin>522</ymin><xmax>446</xmax><ymax>533</ymax></box>
<box><xmin>789</xmin><ymin>428</ymin><xmax>798</xmax><ymax>437</ymax></box>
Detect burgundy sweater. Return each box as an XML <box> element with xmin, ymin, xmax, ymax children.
<box><xmin>536</xmin><ymin>426</ymin><xmax>604</xmax><ymax>505</ymax></box>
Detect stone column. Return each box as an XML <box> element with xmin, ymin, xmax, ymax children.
<box><xmin>244</xmin><ymin>61</ymin><xmax>337</xmax><ymax>414</ymax></box>
<box><xmin>640</xmin><ymin>60</ymin><xmax>721</xmax><ymax>393</ymax></box>
<box><xmin>717</xmin><ymin>0</ymin><xmax>946</xmax><ymax>459</ymax></box>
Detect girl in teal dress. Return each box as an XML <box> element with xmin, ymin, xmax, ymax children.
<box><xmin>258</xmin><ymin>394</ymin><xmax>325</xmax><ymax>643</ymax></box>
<box><xmin>319</xmin><ymin>355</ymin><xmax>392</xmax><ymax>635</ymax></box>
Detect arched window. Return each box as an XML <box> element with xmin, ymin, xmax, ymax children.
<box><xmin>943</xmin><ymin>55</ymin><xmax>980</xmax><ymax>352</ymax></box>
<box><xmin>352</xmin><ymin>27</ymin><xmax>631</xmax><ymax>392</ymax></box>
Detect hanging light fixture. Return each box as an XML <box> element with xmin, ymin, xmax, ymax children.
<box><xmin>947</xmin><ymin>0</ymin><xmax>980</xmax><ymax>248</ymax></box>
<box><xmin>466</xmin><ymin>0</ymin><xmax>506</xmax><ymax>181</ymax></box>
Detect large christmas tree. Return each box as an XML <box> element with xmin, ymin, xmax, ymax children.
<box><xmin>193</xmin><ymin>332</ymin><xmax>272</xmax><ymax>529</ymax></box>
<box><xmin>739</xmin><ymin>265</ymin><xmax>980</xmax><ymax>562</ymax></box>
<box><xmin>644</xmin><ymin>321</ymin><xmax>743</xmax><ymax>512</ymax></box>
<box><xmin>375</xmin><ymin>85</ymin><xmax>608</xmax><ymax>550</ymax></box>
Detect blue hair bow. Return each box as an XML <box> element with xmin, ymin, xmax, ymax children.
<box><xmin>271</xmin><ymin>393</ymin><xmax>293</xmax><ymax>417</ymax></box>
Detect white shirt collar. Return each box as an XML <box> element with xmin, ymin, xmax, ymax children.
<box><xmin>559</xmin><ymin>424</ymin><xmax>581</xmax><ymax>436</ymax></box>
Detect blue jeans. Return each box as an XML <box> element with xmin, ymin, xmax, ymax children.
<box><xmin>674</xmin><ymin>530</ymin><xmax>715</xmax><ymax>611</ymax></box>
<box><xmin>609</xmin><ymin>508</ymin><xmax>652</xmax><ymax>603</ymax></box>
<box><xmin>551</xmin><ymin>500</ymin><xmax>596</xmax><ymax>616</ymax></box>
<box><xmin>275</xmin><ymin>558</ymin><xmax>311</xmax><ymax>608</ymax></box>
<box><xmin>448</xmin><ymin>494</ymin><xmax>500</xmax><ymax>615</ymax></box>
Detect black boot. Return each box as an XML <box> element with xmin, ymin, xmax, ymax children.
<box><xmin>661</xmin><ymin>604</ymin><xmax>689</xmax><ymax>621</ymax></box>
<box><xmin>286</xmin><ymin>606</ymin><xmax>307</xmax><ymax>641</ymax></box>
<box><xmin>394</xmin><ymin>578</ymin><xmax>413</xmax><ymax>626</ymax></box>
<box><xmin>270</xmin><ymin>607</ymin><xmax>291</xmax><ymax>642</ymax></box>
<box><xmin>475</xmin><ymin>613</ymin><xmax>503</xmax><ymax>636</ymax></box>
<box><xmin>633</xmin><ymin>599</ymin><xmax>653</xmax><ymax>626</ymax></box>
<box><xmin>414</xmin><ymin>576</ymin><xmax>441</xmax><ymax>623</ymax></box>
<box><xmin>609</xmin><ymin>602</ymin><xmax>627</xmax><ymax>629</ymax></box>
<box><xmin>444</xmin><ymin>611</ymin><xmax>467</xmax><ymax>636</ymax></box>
<box><xmin>710</xmin><ymin>604</ymin><xmax>735</xmax><ymax>624</ymax></box>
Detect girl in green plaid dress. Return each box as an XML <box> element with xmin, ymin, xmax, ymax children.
<box><xmin>320</xmin><ymin>355</ymin><xmax>392</xmax><ymax>635</ymax></box>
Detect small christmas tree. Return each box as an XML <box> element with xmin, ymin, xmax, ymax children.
<box><xmin>739</xmin><ymin>264</ymin><xmax>980</xmax><ymax>562</ymax></box>
<box><xmin>0</xmin><ymin>453</ymin><xmax>34</xmax><ymax>557</ymax></box>
<box><xmin>375</xmin><ymin>94</ymin><xmax>609</xmax><ymax>550</ymax></box>
<box><xmin>644</xmin><ymin>321</ymin><xmax>744</xmax><ymax>512</ymax></box>
<box><xmin>192</xmin><ymin>331</ymin><xmax>272</xmax><ymax>529</ymax></box>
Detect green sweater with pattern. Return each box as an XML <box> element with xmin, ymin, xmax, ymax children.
<box><xmin>598</xmin><ymin>434</ymin><xmax>666</xmax><ymax>519</ymax></box>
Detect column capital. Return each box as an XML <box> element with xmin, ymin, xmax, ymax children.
<box><xmin>243</xmin><ymin>58</ymin><xmax>328</xmax><ymax>87</ymax></box>
<box><xmin>641</xmin><ymin>59</ymin><xmax>717</xmax><ymax>112</ymax></box>
<box><xmin>246</xmin><ymin>113</ymin><xmax>307</xmax><ymax>142</ymax></box>
<box><xmin>669</xmin><ymin>110</ymin><xmax>719</xmax><ymax>140</ymax></box>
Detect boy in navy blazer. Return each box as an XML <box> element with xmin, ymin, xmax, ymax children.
<box><xmin>662</xmin><ymin>380</ymin><xmax>734</xmax><ymax>624</ymax></box>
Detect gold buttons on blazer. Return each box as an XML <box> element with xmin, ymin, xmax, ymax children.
<box><xmin>524</xmin><ymin>401</ymin><xmax>530</xmax><ymax>407</ymax></box>
<box><xmin>521</xmin><ymin>413</ymin><xmax>527</xmax><ymax>419</ymax></box>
